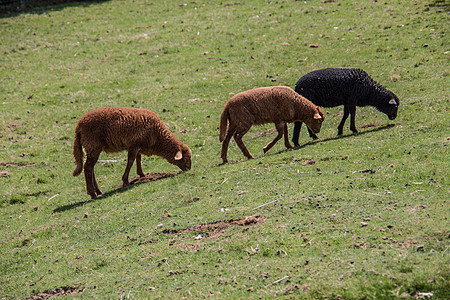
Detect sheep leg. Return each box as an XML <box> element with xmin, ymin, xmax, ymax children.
<box><xmin>263</xmin><ymin>123</ymin><xmax>284</xmax><ymax>153</ymax></box>
<box><xmin>348</xmin><ymin>106</ymin><xmax>358</xmax><ymax>133</ymax></box>
<box><xmin>234</xmin><ymin>128</ymin><xmax>253</xmax><ymax>159</ymax></box>
<box><xmin>122</xmin><ymin>149</ymin><xmax>138</xmax><ymax>186</ymax></box>
<box><xmin>292</xmin><ymin>121</ymin><xmax>302</xmax><ymax>147</ymax></box>
<box><xmin>84</xmin><ymin>150</ymin><xmax>101</xmax><ymax>199</ymax></box>
<box><xmin>283</xmin><ymin>123</ymin><xmax>293</xmax><ymax>149</ymax></box>
<box><xmin>307</xmin><ymin>127</ymin><xmax>319</xmax><ymax>140</ymax></box>
<box><xmin>136</xmin><ymin>153</ymin><xmax>145</xmax><ymax>177</ymax></box>
<box><xmin>338</xmin><ymin>105</ymin><xmax>350</xmax><ymax>135</ymax></box>
<box><xmin>92</xmin><ymin>172</ymin><xmax>102</xmax><ymax>196</ymax></box>
<box><xmin>221</xmin><ymin>127</ymin><xmax>236</xmax><ymax>163</ymax></box>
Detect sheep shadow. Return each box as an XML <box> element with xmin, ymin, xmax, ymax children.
<box><xmin>429</xmin><ymin>0</ymin><xmax>449</xmax><ymax>10</ymax></box>
<box><xmin>53</xmin><ymin>172</ymin><xmax>176</xmax><ymax>213</ymax></box>
<box><xmin>245</xmin><ymin>123</ymin><xmax>397</xmax><ymax>159</ymax></box>
<box><xmin>290</xmin><ymin>123</ymin><xmax>396</xmax><ymax>151</ymax></box>
<box><xmin>215</xmin><ymin>123</ymin><xmax>397</xmax><ymax>165</ymax></box>
<box><xmin>1</xmin><ymin>0</ymin><xmax>111</xmax><ymax>17</ymax></box>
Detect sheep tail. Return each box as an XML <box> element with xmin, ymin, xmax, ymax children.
<box><xmin>219</xmin><ymin>108</ymin><xmax>229</xmax><ymax>142</ymax></box>
<box><xmin>72</xmin><ymin>130</ymin><xmax>84</xmax><ymax>177</ymax></box>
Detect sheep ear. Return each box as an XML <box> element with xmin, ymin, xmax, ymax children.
<box><xmin>174</xmin><ymin>151</ymin><xmax>183</xmax><ymax>161</ymax></box>
<box><xmin>313</xmin><ymin>113</ymin><xmax>322</xmax><ymax>120</ymax></box>
<box><xmin>389</xmin><ymin>98</ymin><xmax>397</xmax><ymax>105</ymax></box>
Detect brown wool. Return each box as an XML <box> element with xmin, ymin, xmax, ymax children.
<box><xmin>72</xmin><ymin>107</ymin><xmax>191</xmax><ymax>199</ymax></box>
<box><xmin>219</xmin><ymin>86</ymin><xmax>324</xmax><ymax>163</ymax></box>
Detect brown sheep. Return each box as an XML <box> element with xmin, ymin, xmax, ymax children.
<box><xmin>219</xmin><ymin>86</ymin><xmax>324</xmax><ymax>163</ymax></box>
<box><xmin>72</xmin><ymin>107</ymin><xmax>192</xmax><ymax>199</ymax></box>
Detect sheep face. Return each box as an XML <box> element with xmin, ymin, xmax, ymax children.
<box><xmin>377</xmin><ymin>94</ymin><xmax>399</xmax><ymax>120</ymax></box>
<box><xmin>305</xmin><ymin>107</ymin><xmax>325</xmax><ymax>134</ymax></box>
<box><xmin>170</xmin><ymin>147</ymin><xmax>192</xmax><ymax>171</ymax></box>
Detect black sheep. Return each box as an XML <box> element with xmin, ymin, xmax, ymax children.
<box><xmin>292</xmin><ymin>68</ymin><xmax>399</xmax><ymax>146</ymax></box>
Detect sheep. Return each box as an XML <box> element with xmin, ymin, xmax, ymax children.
<box><xmin>219</xmin><ymin>86</ymin><xmax>324</xmax><ymax>163</ymax></box>
<box><xmin>292</xmin><ymin>68</ymin><xmax>399</xmax><ymax>146</ymax></box>
<box><xmin>72</xmin><ymin>107</ymin><xmax>192</xmax><ymax>199</ymax></box>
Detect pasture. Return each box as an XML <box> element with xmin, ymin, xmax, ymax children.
<box><xmin>1</xmin><ymin>0</ymin><xmax>449</xmax><ymax>298</ymax></box>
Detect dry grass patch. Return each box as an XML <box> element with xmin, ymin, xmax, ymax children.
<box><xmin>165</xmin><ymin>216</ymin><xmax>266</xmax><ymax>239</ymax></box>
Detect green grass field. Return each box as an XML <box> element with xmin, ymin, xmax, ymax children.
<box><xmin>1</xmin><ymin>0</ymin><xmax>449</xmax><ymax>298</ymax></box>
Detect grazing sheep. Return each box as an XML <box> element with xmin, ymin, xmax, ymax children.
<box><xmin>292</xmin><ymin>68</ymin><xmax>399</xmax><ymax>146</ymax></box>
<box><xmin>219</xmin><ymin>86</ymin><xmax>324</xmax><ymax>163</ymax></box>
<box><xmin>72</xmin><ymin>107</ymin><xmax>192</xmax><ymax>199</ymax></box>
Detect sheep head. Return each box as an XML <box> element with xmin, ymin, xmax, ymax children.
<box><xmin>386</xmin><ymin>96</ymin><xmax>399</xmax><ymax>120</ymax></box>
<box><xmin>306</xmin><ymin>107</ymin><xmax>325</xmax><ymax>134</ymax></box>
<box><xmin>374</xmin><ymin>92</ymin><xmax>399</xmax><ymax>120</ymax></box>
<box><xmin>170</xmin><ymin>146</ymin><xmax>192</xmax><ymax>171</ymax></box>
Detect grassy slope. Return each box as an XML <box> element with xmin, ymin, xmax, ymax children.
<box><xmin>0</xmin><ymin>0</ymin><xmax>449</xmax><ymax>298</ymax></box>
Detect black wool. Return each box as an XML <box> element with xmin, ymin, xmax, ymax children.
<box><xmin>292</xmin><ymin>68</ymin><xmax>399</xmax><ymax>145</ymax></box>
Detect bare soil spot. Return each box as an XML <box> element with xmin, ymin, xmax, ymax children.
<box><xmin>26</xmin><ymin>285</ymin><xmax>83</xmax><ymax>299</ymax></box>
<box><xmin>0</xmin><ymin>171</ymin><xmax>11</xmax><ymax>177</ymax></box>
<box><xmin>301</xmin><ymin>159</ymin><xmax>316</xmax><ymax>166</ymax></box>
<box><xmin>360</xmin><ymin>123</ymin><xmax>378</xmax><ymax>129</ymax></box>
<box><xmin>0</xmin><ymin>161</ymin><xmax>34</xmax><ymax>167</ymax></box>
<box><xmin>3</xmin><ymin>122</ymin><xmax>22</xmax><ymax>130</ymax></box>
<box><xmin>164</xmin><ymin>216</ymin><xmax>265</xmax><ymax>239</ymax></box>
<box><xmin>184</xmin><ymin>196</ymin><xmax>201</xmax><ymax>204</ymax></box>
<box><xmin>129</xmin><ymin>172</ymin><xmax>176</xmax><ymax>184</ymax></box>
<box><xmin>251</xmin><ymin>128</ymin><xmax>277</xmax><ymax>140</ymax></box>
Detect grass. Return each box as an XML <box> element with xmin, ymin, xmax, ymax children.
<box><xmin>1</xmin><ymin>0</ymin><xmax>449</xmax><ymax>298</ymax></box>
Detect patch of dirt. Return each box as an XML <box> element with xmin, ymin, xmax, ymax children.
<box><xmin>26</xmin><ymin>285</ymin><xmax>83</xmax><ymax>299</ymax></box>
<box><xmin>129</xmin><ymin>172</ymin><xmax>176</xmax><ymax>184</ymax></box>
<box><xmin>184</xmin><ymin>196</ymin><xmax>201</xmax><ymax>204</ymax></box>
<box><xmin>0</xmin><ymin>161</ymin><xmax>34</xmax><ymax>167</ymax></box>
<box><xmin>301</xmin><ymin>159</ymin><xmax>316</xmax><ymax>166</ymax></box>
<box><xmin>359</xmin><ymin>123</ymin><xmax>378</xmax><ymax>129</ymax></box>
<box><xmin>164</xmin><ymin>216</ymin><xmax>265</xmax><ymax>239</ymax></box>
<box><xmin>3</xmin><ymin>122</ymin><xmax>22</xmax><ymax>130</ymax></box>
<box><xmin>0</xmin><ymin>171</ymin><xmax>11</xmax><ymax>177</ymax></box>
<box><xmin>250</xmin><ymin>128</ymin><xmax>277</xmax><ymax>140</ymax></box>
